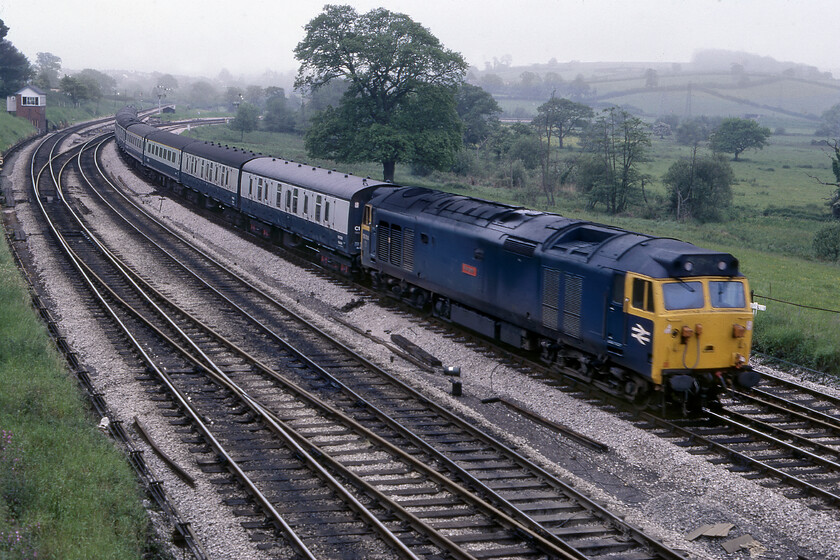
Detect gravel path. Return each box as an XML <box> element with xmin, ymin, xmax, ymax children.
<box><xmin>3</xmin><ymin>133</ymin><xmax>838</xmax><ymax>560</ymax></box>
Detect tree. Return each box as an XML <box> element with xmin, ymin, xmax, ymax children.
<box><xmin>77</xmin><ymin>68</ymin><xmax>115</xmax><ymax>99</ymax></box>
<box><xmin>676</xmin><ymin>117</ymin><xmax>717</xmax><ymax>146</ymax></box>
<box><xmin>245</xmin><ymin>85</ymin><xmax>265</xmax><ymax>107</ymax></box>
<box><xmin>0</xmin><ymin>19</ymin><xmax>32</xmax><ymax>97</ymax></box>
<box><xmin>663</xmin><ymin>154</ymin><xmax>734</xmax><ymax>222</ymax></box>
<box><xmin>34</xmin><ymin>52</ymin><xmax>61</xmax><ymax>89</ymax></box>
<box><xmin>532</xmin><ymin>96</ymin><xmax>592</xmax><ymax>149</ymax></box>
<box><xmin>568</xmin><ymin>74</ymin><xmax>591</xmax><ymax>100</ymax></box>
<box><xmin>813</xmin><ymin>222</ymin><xmax>840</xmax><ymax>262</ymax></box>
<box><xmin>60</xmin><ymin>75</ymin><xmax>89</xmax><ymax>105</ymax></box>
<box><xmin>230</xmin><ymin>102</ymin><xmax>259</xmax><ymax>141</ymax></box>
<box><xmin>294</xmin><ymin>5</ymin><xmax>468</xmax><ymax>181</ymax></box>
<box><xmin>224</xmin><ymin>86</ymin><xmax>244</xmax><ymax>108</ymax></box>
<box><xmin>709</xmin><ymin>117</ymin><xmax>771</xmax><ymax>161</ymax></box>
<box><xmin>532</xmin><ymin>95</ymin><xmax>592</xmax><ymax>204</ymax></box>
<box><xmin>809</xmin><ymin>140</ymin><xmax>840</xmax><ymax>218</ymax></box>
<box><xmin>578</xmin><ymin>107</ymin><xmax>651</xmax><ymax>214</ymax></box>
<box><xmin>188</xmin><ymin>81</ymin><xmax>218</xmax><ymax>108</ymax></box>
<box><xmin>263</xmin><ymin>90</ymin><xmax>296</xmax><ymax>133</ymax></box>
<box><xmin>305</xmin><ymin>84</ymin><xmax>463</xmax><ymax>179</ymax></box>
<box><xmin>652</xmin><ymin>121</ymin><xmax>671</xmax><ymax>139</ymax></box>
<box><xmin>157</xmin><ymin>74</ymin><xmax>179</xmax><ymax>92</ymax></box>
<box><xmin>454</xmin><ymin>83</ymin><xmax>501</xmax><ymax>147</ymax></box>
<box><xmin>816</xmin><ymin>103</ymin><xmax>840</xmax><ymax>138</ymax></box>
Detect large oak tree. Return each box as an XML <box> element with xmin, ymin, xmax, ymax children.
<box><xmin>709</xmin><ymin>117</ymin><xmax>771</xmax><ymax>161</ymax></box>
<box><xmin>294</xmin><ymin>5</ymin><xmax>467</xmax><ymax>181</ymax></box>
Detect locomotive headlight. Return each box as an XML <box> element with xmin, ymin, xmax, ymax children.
<box><xmin>683</xmin><ymin>261</ymin><xmax>693</xmax><ymax>272</ymax></box>
<box><xmin>718</xmin><ymin>260</ymin><xmax>727</xmax><ymax>271</ymax></box>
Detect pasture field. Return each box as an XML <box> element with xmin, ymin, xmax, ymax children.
<box><xmin>183</xmin><ymin>121</ymin><xmax>840</xmax><ymax>375</ymax></box>
<box><xmin>0</xmin><ymin>236</ymin><xmax>150</xmax><ymax>558</ymax></box>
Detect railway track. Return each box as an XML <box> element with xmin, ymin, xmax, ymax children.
<box><xmin>19</xmin><ymin>126</ymin><xmax>693</xmax><ymax>559</ymax></box>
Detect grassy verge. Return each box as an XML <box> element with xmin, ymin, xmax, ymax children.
<box><xmin>0</xmin><ymin>235</ymin><xmax>150</xmax><ymax>559</ymax></box>
<box><xmin>0</xmin><ymin>113</ymin><xmax>36</xmax><ymax>153</ymax></box>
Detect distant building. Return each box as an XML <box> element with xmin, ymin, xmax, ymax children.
<box><xmin>6</xmin><ymin>85</ymin><xmax>47</xmax><ymax>133</ymax></box>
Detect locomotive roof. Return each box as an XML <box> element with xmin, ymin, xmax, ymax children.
<box><xmin>146</xmin><ymin>129</ymin><xmax>196</xmax><ymax>149</ymax></box>
<box><xmin>125</xmin><ymin>122</ymin><xmax>158</xmax><ymax>138</ymax></box>
<box><xmin>183</xmin><ymin>141</ymin><xmax>261</xmax><ymax>167</ymax></box>
<box><xmin>116</xmin><ymin>107</ymin><xmax>144</xmax><ymax>128</ymax></box>
<box><xmin>242</xmin><ymin>158</ymin><xmax>392</xmax><ymax>200</ymax></box>
<box><xmin>374</xmin><ymin>186</ymin><xmax>740</xmax><ymax>278</ymax></box>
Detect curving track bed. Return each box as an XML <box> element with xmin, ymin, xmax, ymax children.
<box><xmin>15</xmin><ymin>123</ymin><xmax>694</xmax><ymax>559</ymax></box>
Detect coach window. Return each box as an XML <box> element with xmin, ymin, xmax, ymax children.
<box><xmin>285</xmin><ymin>190</ymin><xmax>292</xmax><ymax>211</ymax></box>
<box><xmin>325</xmin><ymin>201</ymin><xmax>330</xmax><ymax>223</ymax></box>
<box><xmin>303</xmin><ymin>194</ymin><xmax>309</xmax><ymax>216</ymax></box>
<box><xmin>631</xmin><ymin>278</ymin><xmax>654</xmax><ymax>312</ymax></box>
<box><xmin>315</xmin><ymin>195</ymin><xmax>322</xmax><ymax>222</ymax></box>
<box><xmin>292</xmin><ymin>188</ymin><xmax>299</xmax><ymax>213</ymax></box>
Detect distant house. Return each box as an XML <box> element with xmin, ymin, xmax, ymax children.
<box><xmin>6</xmin><ymin>85</ymin><xmax>47</xmax><ymax>133</ymax></box>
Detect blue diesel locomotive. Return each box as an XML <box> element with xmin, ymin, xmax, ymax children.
<box><xmin>115</xmin><ymin>107</ymin><xmax>757</xmax><ymax>412</ymax></box>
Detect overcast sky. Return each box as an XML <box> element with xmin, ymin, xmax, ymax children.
<box><xmin>1</xmin><ymin>0</ymin><xmax>837</xmax><ymax>79</ymax></box>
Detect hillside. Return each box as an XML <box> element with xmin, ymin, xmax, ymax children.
<box><xmin>470</xmin><ymin>49</ymin><xmax>840</xmax><ymax>128</ymax></box>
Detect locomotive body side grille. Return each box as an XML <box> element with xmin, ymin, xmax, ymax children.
<box><xmin>563</xmin><ymin>274</ymin><xmax>583</xmax><ymax>338</ymax></box>
<box><xmin>542</xmin><ymin>268</ymin><xmax>561</xmax><ymax>330</ymax></box>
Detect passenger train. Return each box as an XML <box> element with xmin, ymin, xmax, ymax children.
<box><xmin>115</xmin><ymin>107</ymin><xmax>758</xmax><ymax>414</ymax></box>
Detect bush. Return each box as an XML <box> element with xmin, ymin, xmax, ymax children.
<box><xmin>812</xmin><ymin>222</ymin><xmax>840</xmax><ymax>261</ymax></box>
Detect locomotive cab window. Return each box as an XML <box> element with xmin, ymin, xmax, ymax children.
<box><xmin>631</xmin><ymin>278</ymin><xmax>654</xmax><ymax>312</ymax></box>
<box><xmin>662</xmin><ymin>281</ymin><xmax>703</xmax><ymax>310</ymax></box>
<box><xmin>710</xmin><ymin>280</ymin><xmax>746</xmax><ymax>309</ymax></box>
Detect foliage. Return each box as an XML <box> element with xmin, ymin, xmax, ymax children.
<box><xmin>710</xmin><ymin>117</ymin><xmax>772</xmax><ymax>160</ymax></box>
<box><xmin>305</xmin><ymin>84</ymin><xmax>463</xmax><ymax>180</ymax></box>
<box><xmin>531</xmin><ymin>96</ymin><xmax>592</xmax><ymax>204</ymax></box>
<box><xmin>815</xmin><ymin>103</ymin><xmax>840</xmax><ymax>138</ymax></box>
<box><xmin>294</xmin><ymin>4</ymin><xmax>467</xmax><ymax>181</ymax></box>
<box><xmin>34</xmin><ymin>52</ymin><xmax>61</xmax><ymax>90</ymax></box>
<box><xmin>0</xmin><ymin>19</ymin><xmax>32</xmax><ymax>97</ymax></box>
<box><xmin>60</xmin><ymin>75</ymin><xmax>89</xmax><ymax>105</ymax></box>
<box><xmin>76</xmin><ymin>68</ymin><xmax>116</xmax><ymax>99</ymax></box>
<box><xmin>156</xmin><ymin>73</ymin><xmax>179</xmax><ymax>92</ymax></box>
<box><xmin>675</xmin><ymin>117</ymin><xmax>719</xmax><ymax>146</ymax></box>
<box><xmin>532</xmin><ymin>96</ymin><xmax>592</xmax><ymax>149</ymax></box>
<box><xmin>187</xmin><ymin>80</ymin><xmax>218</xmax><ymax>108</ymax></box>
<box><xmin>812</xmin><ymin>222</ymin><xmax>840</xmax><ymax>261</ymax></box>
<box><xmin>454</xmin><ymin>83</ymin><xmax>501</xmax><ymax>147</ymax></box>
<box><xmin>263</xmin><ymin>90</ymin><xmax>297</xmax><ymax>133</ymax></box>
<box><xmin>230</xmin><ymin>102</ymin><xmax>259</xmax><ymax>140</ymax></box>
<box><xmin>663</xmin><ymin>153</ymin><xmax>734</xmax><ymax>221</ymax></box>
<box><xmin>578</xmin><ymin>107</ymin><xmax>651</xmax><ymax>214</ymax></box>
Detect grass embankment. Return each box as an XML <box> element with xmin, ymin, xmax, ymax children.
<box><xmin>0</xmin><ymin>113</ymin><xmax>36</xmax><ymax>153</ymax></box>
<box><xmin>0</xmin><ymin>237</ymin><xmax>151</xmax><ymax>559</ymax></box>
